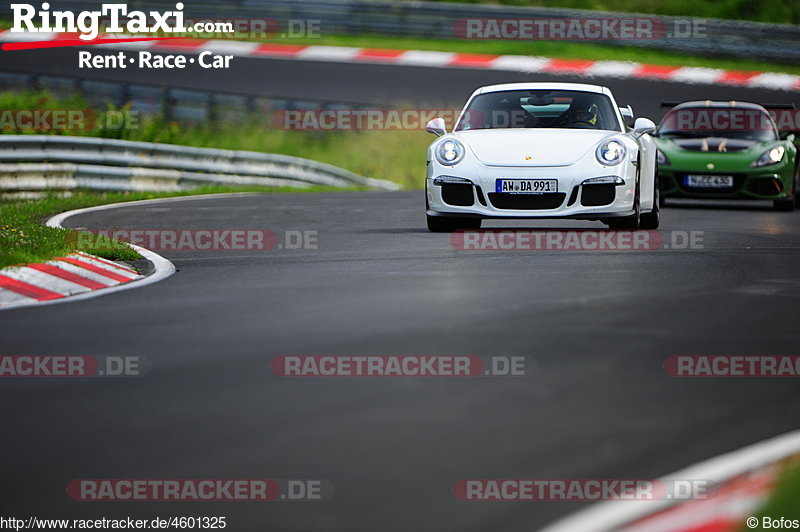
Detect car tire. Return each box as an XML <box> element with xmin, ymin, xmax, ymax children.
<box><xmin>775</xmin><ymin>169</ymin><xmax>797</xmax><ymax>211</ymax></box>
<box><xmin>427</xmin><ymin>215</ymin><xmax>481</xmax><ymax>232</ymax></box>
<box><xmin>640</xmin><ymin>165</ymin><xmax>660</xmax><ymax>229</ymax></box>
<box><xmin>606</xmin><ymin>171</ymin><xmax>641</xmax><ymax>230</ymax></box>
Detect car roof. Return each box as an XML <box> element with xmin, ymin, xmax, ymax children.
<box><xmin>668</xmin><ymin>100</ymin><xmax>769</xmax><ymax>112</ymax></box>
<box><xmin>473</xmin><ymin>83</ymin><xmax>611</xmax><ymax>97</ymax></box>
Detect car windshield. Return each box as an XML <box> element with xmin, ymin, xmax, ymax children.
<box><xmin>455</xmin><ymin>89</ymin><xmax>621</xmax><ymax>132</ymax></box>
<box><xmin>658</xmin><ymin>107</ymin><xmax>779</xmax><ymax>141</ymax></box>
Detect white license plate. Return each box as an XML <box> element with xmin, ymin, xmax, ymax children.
<box><xmin>496</xmin><ymin>179</ymin><xmax>558</xmax><ymax>194</ymax></box>
<box><xmin>685</xmin><ymin>175</ymin><xmax>734</xmax><ymax>189</ymax></box>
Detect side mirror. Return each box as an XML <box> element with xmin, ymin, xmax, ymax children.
<box><xmin>619</xmin><ymin>105</ymin><xmax>633</xmax><ymax>124</ymax></box>
<box><xmin>426</xmin><ymin>117</ymin><xmax>447</xmax><ymax>137</ymax></box>
<box><xmin>633</xmin><ymin>117</ymin><xmax>656</xmax><ymax>136</ymax></box>
<box><xmin>780</xmin><ymin>132</ymin><xmax>796</xmax><ymax>142</ymax></box>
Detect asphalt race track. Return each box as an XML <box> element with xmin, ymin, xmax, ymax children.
<box><xmin>0</xmin><ymin>47</ymin><xmax>797</xmax><ymax>120</ymax></box>
<box><xmin>2</xmin><ymin>43</ymin><xmax>800</xmax><ymax>531</ymax></box>
<box><xmin>2</xmin><ymin>192</ymin><xmax>800</xmax><ymax>531</ymax></box>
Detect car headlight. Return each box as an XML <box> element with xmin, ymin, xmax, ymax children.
<box><xmin>436</xmin><ymin>139</ymin><xmax>465</xmax><ymax>166</ymax></box>
<box><xmin>752</xmin><ymin>145</ymin><xmax>785</xmax><ymax>167</ymax></box>
<box><xmin>596</xmin><ymin>140</ymin><xmax>626</xmax><ymax>166</ymax></box>
<box><xmin>656</xmin><ymin>149</ymin><xmax>670</xmax><ymax>166</ymax></box>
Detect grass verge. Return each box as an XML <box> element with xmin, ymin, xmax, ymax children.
<box><xmin>0</xmin><ymin>90</ymin><xmax>429</xmax><ymax>189</ymax></box>
<box><xmin>0</xmin><ymin>89</ymin><xmax>426</xmax><ymax>269</ymax></box>
<box><xmin>749</xmin><ymin>460</ymin><xmax>800</xmax><ymax>530</ymax></box>
<box><xmin>0</xmin><ymin>185</ymin><xmax>359</xmax><ymax>269</ymax></box>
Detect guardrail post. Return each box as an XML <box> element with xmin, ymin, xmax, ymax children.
<box><xmin>161</xmin><ymin>87</ymin><xmax>172</xmax><ymax>122</ymax></box>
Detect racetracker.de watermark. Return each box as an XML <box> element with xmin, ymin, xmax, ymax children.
<box><xmin>453</xmin><ymin>18</ymin><xmax>706</xmax><ymax>40</ymax></box>
<box><xmin>66</xmin><ymin>229</ymin><xmax>318</xmax><ymax>251</ymax></box>
<box><xmin>453</xmin><ymin>478</ymin><xmax>714</xmax><ymax>501</ymax></box>
<box><xmin>67</xmin><ymin>479</ymin><xmax>332</xmax><ymax>501</ymax></box>
<box><xmin>0</xmin><ymin>109</ymin><xmax>138</xmax><ymax>131</ymax></box>
<box><xmin>167</xmin><ymin>17</ymin><xmax>322</xmax><ymax>39</ymax></box>
<box><xmin>270</xmin><ymin>355</ymin><xmax>527</xmax><ymax>377</ymax></box>
<box><xmin>272</xmin><ymin>109</ymin><xmax>472</xmax><ymax>131</ymax></box>
<box><xmin>665</xmin><ymin>356</ymin><xmax>800</xmax><ymax>377</ymax></box>
<box><xmin>0</xmin><ymin>355</ymin><xmax>148</xmax><ymax>377</ymax></box>
<box><xmin>451</xmin><ymin>230</ymin><xmax>704</xmax><ymax>251</ymax></box>
<box><xmin>661</xmin><ymin>108</ymin><xmax>800</xmax><ymax>132</ymax></box>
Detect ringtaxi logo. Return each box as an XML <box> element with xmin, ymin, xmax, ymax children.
<box><xmin>7</xmin><ymin>4</ymin><xmax>239</xmax><ymax>68</ymax></box>
<box><xmin>11</xmin><ymin>2</ymin><xmax>192</xmax><ymax>41</ymax></box>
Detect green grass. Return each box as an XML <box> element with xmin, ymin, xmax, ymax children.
<box><xmin>385</xmin><ymin>0</ymin><xmax>800</xmax><ymax>25</ymax></box>
<box><xmin>269</xmin><ymin>33</ymin><xmax>800</xmax><ymax>76</ymax></box>
<box><xmin>0</xmin><ymin>89</ymin><xmax>428</xmax><ymax>268</ymax></box>
<box><xmin>159</xmin><ymin>126</ymin><xmax>428</xmax><ymax>190</ymax></box>
<box><xmin>0</xmin><ymin>90</ymin><xmax>430</xmax><ymax>189</ymax></box>
<box><xmin>748</xmin><ymin>460</ymin><xmax>800</xmax><ymax>530</ymax></box>
<box><xmin>0</xmin><ymin>185</ymin><xmax>360</xmax><ymax>269</ymax></box>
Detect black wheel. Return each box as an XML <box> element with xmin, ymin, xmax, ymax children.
<box><xmin>775</xmin><ymin>169</ymin><xmax>797</xmax><ymax>211</ymax></box>
<box><xmin>606</xmin><ymin>171</ymin><xmax>641</xmax><ymax>230</ymax></box>
<box><xmin>427</xmin><ymin>215</ymin><xmax>481</xmax><ymax>232</ymax></box>
<box><xmin>793</xmin><ymin>163</ymin><xmax>799</xmax><ymax>208</ymax></box>
<box><xmin>640</xmin><ymin>165</ymin><xmax>660</xmax><ymax>229</ymax></box>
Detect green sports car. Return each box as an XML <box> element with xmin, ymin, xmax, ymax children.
<box><xmin>654</xmin><ymin>101</ymin><xmax>799</xmax><ymax>211</ymax></box>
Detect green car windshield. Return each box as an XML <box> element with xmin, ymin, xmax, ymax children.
<box><xmin>658</xmin><ymin>107</ymin><xmax>779</xmax><ymax>141</ymax></box>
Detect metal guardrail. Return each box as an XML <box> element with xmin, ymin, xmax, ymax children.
<box><xmin>16</xmin><ymin>0</ymin><xmax>800</xmax><ymax>63</ymax></box>
<box><xmin>0</xmin><ymin>135</ymin><xmax>400</xmax><ymax>193</ymax></box>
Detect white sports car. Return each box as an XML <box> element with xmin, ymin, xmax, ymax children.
<box><xmin>425</xmin><ymin>82</ymin><xmax>660</xmax><ymax>232</ymax></box>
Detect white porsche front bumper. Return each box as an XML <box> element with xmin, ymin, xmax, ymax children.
<box><xmin>426</xmin><ymin>160</ymin><xmax>638</xmax><ymax>220</ymax></box>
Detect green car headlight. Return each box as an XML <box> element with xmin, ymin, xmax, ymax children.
<box><xmin>596</xmin><ymin>140</ymin><xmax>625</xmax><ymax>166</ymax></box>
<box><xmin>752</xmin><ymin>145</ymin><xmax>785</xmax><ymax>167</ymax></box>
<box><xmin>656</xmin><ymin>149</ymin><xmax>670</xmax><ymax>166</ymax></box>
<box><xmin>436</xmin><ymin>139</ymin><xmax>465</xmax><ymax>166</ymax></box>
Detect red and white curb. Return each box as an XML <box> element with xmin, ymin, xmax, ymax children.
<box><xmin>1</xmin><ymin>31</ymin><xmax>798</xmax><ymax>92</ymax></box>
<box><xmin>618</xmin><ymin>468</ymin><xmax>776</xmax><ymax>532</ymax></box>
<box><xmin>0</xmin><ymin>251</ymin><xmax>141</xmax><ymax>308</ymax></box>
<box><xmin>540</xmin><ymin>429</ymin><xmax>800</xmax><ymax>532</ymax></box>
<box><xmin>0</xmin><ymin>198</ymin><xmax>184</xmax><ymax>310</ymax></box>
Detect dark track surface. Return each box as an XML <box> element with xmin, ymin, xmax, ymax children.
<box><xmin>2</xmin><ymin>41</ymin><xmax>800</xmax><ymax>531</ymax></box>
<box><xmin>0</xmin><ymin>47</ymin><xmax>797</xmax><ymax>119</ymax></box>
<box><xmin>2</xmin><ymin>192</ymin><xmax>800</xmax><ymax>531</ymax></box>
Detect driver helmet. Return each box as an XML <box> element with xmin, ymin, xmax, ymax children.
<box><xmin>568</xmin><ymin>99</ymin><xmax>597</xmax><ymax>125</ymax></box>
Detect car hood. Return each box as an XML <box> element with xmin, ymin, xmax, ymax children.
<box><xmin>658</xmin><ymin>137</ymin><xmax>759</xmax><ymax>153</ymax></box>
<box><xmin>456</xmin><ymin>129</ymin><xmax>616</xmax><ymax>167</ymax></box>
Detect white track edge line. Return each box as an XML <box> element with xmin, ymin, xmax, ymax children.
<box><xmin>539</xmin><ymin>428</ymin><xmax>800</xmax><ymax>531</ymax></box>
<box><xmin>0</xmin><ymin>193</ymin><xmax>258</xmax><ymax>310</ymax></box>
